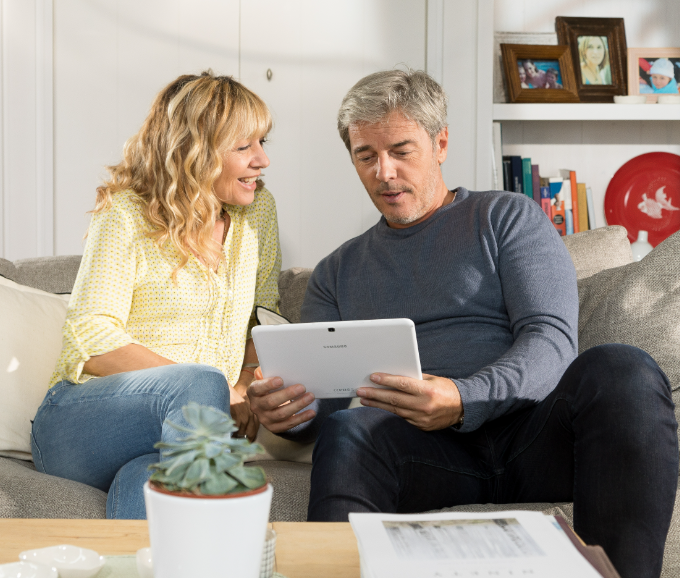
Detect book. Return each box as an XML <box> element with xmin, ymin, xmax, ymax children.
<box><xmin>577</xmin><ymin>183</ymin><xmax>589</xmax><ymax>231</ymax></box>
<box><xmin>531</xmin><ymin>164</ymin><xmax>541</xmax><ymax>205</ymax></box>
<box><xmin>503</xmin><ymin>155</ymin><xmax>523</xmax><ymax>194</ymax></box>
<box><xmin>540</xmin><ymin>186</ymin><xmax>551</xmax><ymax>219</ymax></box>
<box><xmin>522</xmin><ymin>158</ymin><xmax>533</xmax><ymax>200</ymax></box>
<box><xmin>586</xmin><ymin>187</ymin><xmax>597</xmax><ymax>229</ymax></box>
<box><xmin>560</xmin><ymin>169</ymin><xmax>580</xmax><ymax>234</ymax></box>
<box><xmin>502</xmin><ymin>158</ymin><xmax>512</xmax><ymax>192</ymax></box>
<box><xmin>350</xmin><ymin>510</ymin><xmax>611</xmax><ymax>578</ymax></box>
<box><xmin>492</xmin><ymin>122</ymin><xmax>503</xmax><ymax>191</ymax></box>
<box><xmin>549</xmin><ymin>178</ymin><xmax>566</xmax><ymax>236</ymax></box>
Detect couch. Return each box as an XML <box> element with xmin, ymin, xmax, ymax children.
<box><xmin>0</xmin><ymin>225</ymin><xmax>678</xmax><ymax>576</ymax></box>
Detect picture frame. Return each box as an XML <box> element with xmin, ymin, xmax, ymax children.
<box><xmin>555</xmin><ymin>17</ymin><xmax>627</xmax><ymax>102</ymax></box>
<box><xmin>627</xmin><ymin>48</ymin><xmax>680</xmax><ymax>103</ymax></box>
<box><xmin>500</xmin><ymin>44</ymin><xmax>580</xmax><ymax>103</ymax></box>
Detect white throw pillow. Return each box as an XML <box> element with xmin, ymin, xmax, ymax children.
<box><xmin>0</xmin><ymin>276</ymin><xmax>69</xmax><ymax>459</ymax></box>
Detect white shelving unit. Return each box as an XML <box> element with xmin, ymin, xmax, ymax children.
<box><xmin>493</xmin><ymin>103</ymin><xmax>680</xmax><ymax>122</ymax></box>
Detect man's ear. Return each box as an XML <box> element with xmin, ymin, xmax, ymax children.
<box><xmin>436</xmin><ymin>127</ymin><xmax>449</xmax><ymax>165</ymax></box>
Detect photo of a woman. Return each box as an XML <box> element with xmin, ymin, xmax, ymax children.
<box><xmin>578</xmin><ymin>36</ymin><xmax>612</xmax><ymax>85</ymax></box>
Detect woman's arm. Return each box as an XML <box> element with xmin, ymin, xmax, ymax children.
<box><xmin>230</xmin><ymin>338</ymin><xmax>260</xmax><ymax>441</ymax></box>
<box><xmin>83</xmin><ymin>343</ymin><xmax>175</xmax><ymax>376</ymax></box>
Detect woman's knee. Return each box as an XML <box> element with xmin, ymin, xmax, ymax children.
<box><xmin>165</xmin><ymin>364</ymin><xmax>230</xmax><ymax>411</ymax></box>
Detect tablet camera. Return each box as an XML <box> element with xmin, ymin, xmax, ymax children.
<box><xmin>328</xmin><ymin>328</ymin><xmax>335</xmax><ymax>332</ymax></box>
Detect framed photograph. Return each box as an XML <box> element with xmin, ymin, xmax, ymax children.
<box><xmin>555</xmin><ymin>17</ymin><xmax>627</xmax><ymax>102</ymax></box>
<box><xmin>500</xmin><ymin>44</ymin><xmax>580</xmax><ymax>103</ymax></box>
<box><xmin>627</xmin><ymin>48</ymin><xmax>680</xmax><ymax>103</ymax></box>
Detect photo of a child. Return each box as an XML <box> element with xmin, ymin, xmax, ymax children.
<box><xmin>638</xmin><ymin>57</ymin><xmax>680</xmax><ymax>94</ymax></box>
<box><xmin>518</xmin><ymin>60</ymin><xmax>564</xmax><ymax>89</ymax></box>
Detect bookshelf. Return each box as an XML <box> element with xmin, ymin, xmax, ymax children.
<box><xmin>493</xmin><ymin>104</ymin><xmax>680</xmax><ymax>122</ymax></box>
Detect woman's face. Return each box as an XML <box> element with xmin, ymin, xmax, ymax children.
<box><xmin>651</xmin><ymin>73</ymin><xmax>672</xmax><ymax>90</ymax></box>
<box><xmin>213</xmin><ymin>135</ymin><xmax>270</xmax><ymax>206</ymax></box>
<box><xmin>584</xmin><ymin>38</ymin><xmax>605</xmax><ymax>67</ymax></box>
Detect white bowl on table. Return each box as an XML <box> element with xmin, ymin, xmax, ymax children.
<box><xmin>19</xmin><ymin>545</ymin><xmax>105</xmax><ymax>578</ymax></box>
<box><xmin>0</xmin><ymin>561</ymin><xmax>58</xmax><ymax>578</ymax></box>
<box><xmin>658</xmin><ymin>94</ymin><xmax>680</xmax><ymax>104</ymax></box>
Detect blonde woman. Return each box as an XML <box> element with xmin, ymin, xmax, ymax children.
<box><xmin>578</xmin><ymin>36</ymin><xmax>611</xmax><ymax>85</ymax></box>
<box><xmin>30</xmin><ymin>72</ymin><xmax>281</xmax><ymax>519</ymax></box>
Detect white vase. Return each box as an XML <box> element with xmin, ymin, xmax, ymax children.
<box><xmin>144</xmin><ymin>482</ymin><xmax>273</xmax><ymax>578</ymax></box>
<box><xmin>631</xmin><ymin>230</ymin><xmax>653</xmax><ymax>261</ymax></box>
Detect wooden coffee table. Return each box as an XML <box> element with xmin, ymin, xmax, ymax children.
<box><xmin>0</xmin><ymin>519</ymin><xmax>360</xmax><ymax>578</ymax></box>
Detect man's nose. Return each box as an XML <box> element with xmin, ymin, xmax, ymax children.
<box><xmin>375</xmin><ymin>154</ymin><xmax>397</xmax><ymax>182</ymax></box>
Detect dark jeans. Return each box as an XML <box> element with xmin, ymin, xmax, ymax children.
<box><xmin>308</xmin><ymin>344</ymin><xmax>678</xmax><ymax>578</ymax></box>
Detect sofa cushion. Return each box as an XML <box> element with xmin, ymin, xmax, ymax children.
<box><xmin>13</xmin><ymin>255</ymin><xmax>82</xmax><ymax>294</ymax></box>
<box><xmin>278</xmin><ymin>267</ymin><xmax>312</xmax><ymax>324</ymax></box>
<box><xmin>562</xmin><ymin>225</ymin><xmax>633</xmax><ymax>280</ymax></box>
<box><xmin>0</xmin><ymin>258</ymin><xmax>17</xmax><ymax>282</ymax></box>
<box><xmin>0</xmin><ymin>277</ymin><xmax>69</xmax><ymax>459</ymax></box>
<box><xmin>0</xmin><ymin>457</ymin><xmax>106</xmax><ymax>518</ymax></box>
<box><xmin>577</xmin><ymin>230</ymin><xmax>680</xmax><ymax>392</ymax></box>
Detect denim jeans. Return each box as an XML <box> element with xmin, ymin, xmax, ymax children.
<box><xmin>309</xmin><ymin>344</ymin><xmax>678</xmax><ymax>578</ymax></box>
<box><xmin>31</xmin><ymin>364</ymin><xmax>230</xmax><ymax>520</ymax></box>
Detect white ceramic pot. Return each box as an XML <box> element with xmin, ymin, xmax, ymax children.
<box><xmin>144</xmin><ymin>481</ymin><xmax>273</xmax><ymax>578</ymax></box>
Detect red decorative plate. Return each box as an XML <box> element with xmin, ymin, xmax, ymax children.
<box><xmin>604</xmin><ymin>152</ymin><xmax>680</xmax><ymax>247</ymax></box>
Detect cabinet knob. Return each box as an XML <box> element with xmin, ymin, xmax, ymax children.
<box><xmin>266</xmin><ymin>68</ymin><xmax>273</xmax><ymax>81</ymax></box>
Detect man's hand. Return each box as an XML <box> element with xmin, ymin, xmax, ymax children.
<box><xmin>356</xmin><ymin>373</ymin><xmax>463</xmax><ymax>431</ymax></box>
<box><xmin>247</xmin><ymin>368</ymin><xmax>316</xmax><ymax>434</ymax></box>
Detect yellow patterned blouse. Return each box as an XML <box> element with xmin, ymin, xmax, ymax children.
<box><xmin>50</xmin><ymin>188</ymin><xmax>281</xmax><ymax>388</ymax></box>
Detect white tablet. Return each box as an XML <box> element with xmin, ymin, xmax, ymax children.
<box><xmin>251</xmin><ymin>319</ymin><xmax>422</xmax><ymax>398</ymax></box>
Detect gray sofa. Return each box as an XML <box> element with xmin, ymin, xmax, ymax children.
<box><xmin>1</xmin><ymin>225</ymin><xmax>678</xmax><ymax>576</ymax></box>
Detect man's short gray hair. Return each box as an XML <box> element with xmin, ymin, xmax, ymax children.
<box><xmin>337</xmin><ymin>69</ymin><xmax>448</xmax><ymax>152</ymax></box>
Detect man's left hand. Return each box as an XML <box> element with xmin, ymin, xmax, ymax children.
<box><xmin>356</xmin><ymin>373</ymin><xmax>463</xmax><ymax>431</ymax></box>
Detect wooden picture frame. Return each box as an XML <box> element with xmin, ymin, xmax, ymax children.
<box><xmin>627</xmin><ymin>47</ymin><xmax>680</xmax><ymax>103</ymax></box>
<box><xmin>556</xmin><ymin>17</ymin><xmax>627</xmax><ymax>102</ymax></box>
<box><xmin>501</xmin><ymin>44</ymin><xmax>580</xmax><ymax>103</ymax></box>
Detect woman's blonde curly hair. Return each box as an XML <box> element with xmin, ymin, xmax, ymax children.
<box><xmin>95</xmin><ymin>70</ymin><xmax>272</xmax><ymax>277</ymax></box>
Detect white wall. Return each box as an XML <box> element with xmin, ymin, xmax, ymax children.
<box><xmin>494</xmin><ymin>0</ymin><xmax>680</xmax><ymax>229</ymax></box>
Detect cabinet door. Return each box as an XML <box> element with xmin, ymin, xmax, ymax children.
<box><xmin>240</xmin><ymin>0</ymin><xmax>425</xmax><ymax>269</ymax></box>
<box><xmin>53</xmin><ymin>0</ymin><xmax>240</xmax><ymax>256</ymax></box>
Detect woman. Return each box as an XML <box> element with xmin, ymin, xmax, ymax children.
<box><xmin>578</xmin><ymin>36</ymin><xmax>611</xmax><ymax>85</ymax></box>
<box><xmin>30</xmin><ymin>72</ymin><xmax>281</xmax><ymax>519</ymax></box>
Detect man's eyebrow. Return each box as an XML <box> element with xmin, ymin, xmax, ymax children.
<box><xmin>353</xmin><ymin>145</ymin><xmax>372</xmax><ymax>155</ymax></box>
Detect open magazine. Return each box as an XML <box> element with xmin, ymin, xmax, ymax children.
<box><xmin>350</xmin><ymin>510</ymin><xmax>619</xmax><ymax>578</ymax></box>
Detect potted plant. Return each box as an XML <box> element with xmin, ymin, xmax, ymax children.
<box><xmin>143</xmin><ymin>402</ymin><xmax>272</xmax><ymax>578</ymax></box>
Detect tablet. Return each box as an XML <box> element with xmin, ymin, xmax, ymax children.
<box><xmin>251</xmin><ymin>319</ymin><xmax>422</xmax><ymax>398</ymax></box>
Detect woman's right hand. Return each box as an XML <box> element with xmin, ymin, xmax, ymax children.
<box><xmin>247</xmin><ymin>368</ymin><xmax>316</xmax><ymax>434</ymax></box>
<box><xmin>229</xmin><ymin>385</ymin><xmax>259</xmax><ymax>442</ymax></box>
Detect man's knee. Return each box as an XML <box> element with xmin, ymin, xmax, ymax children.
<box><xmin>570</xmin><ymin>344</ymin><xmax>673</xmax><ymax>429</ymax></box>
<box><xmin>315</xmin><ymin>407</ymin><xmax>395</xmax><ymax>458</ymax></box>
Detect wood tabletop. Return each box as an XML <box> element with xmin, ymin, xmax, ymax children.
<box><xmin>0</xmin><ymin>519</ymin><xmax>360</xmax><ymax>578</ymax></box>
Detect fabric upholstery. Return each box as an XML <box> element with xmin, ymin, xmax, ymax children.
<box><xmin>278</xmin><ymin>267</ymin><xmax>312</xmax><ymax>323</ymax></box>
<box><xmin>577</xmin><ymin>230</ymin><xmax>680</xmax><ymax>392</ymax></box>
<box><xmin>0</xmin><ymin>277</ymin><xmax>70</xmax><ymax>459</ymax></box>
<box><xmin>258</xmin><ymin>461</ymin><xmax>311</xmax><ymax>522</ymax></box>
<box><xmin>0</xmin><ymin>457</ymin><xmax>106</xmax><ymax>518</ymax></box>
<box><xmin>562</xmin><ymin>225</ymin><xmax>633</xmax><ymax>280</ymax></box>
<box><xmin>0</xmin><ymin>258</ymin><xmax>17</xmax><ymax>282</ymax></box>
<box><xmin>13</xmin><ymin>255</ymin><xmax>82</xmax><ymax>294</ymax></box>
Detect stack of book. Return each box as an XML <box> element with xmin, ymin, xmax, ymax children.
<box><xmin>350</xmin><ymin>510</ymin><xmax>621</xmax><ymax>578</ymax></box>
<box><xmin>501</xmin><ymin>155</ymin><xmax>597</xmax><ymax>236</ymax></box>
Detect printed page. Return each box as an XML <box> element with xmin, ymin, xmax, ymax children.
<box><xmin>351</xmin><ymin>511</ymin><xmax>602</xmax><ymax>578</ymax></box>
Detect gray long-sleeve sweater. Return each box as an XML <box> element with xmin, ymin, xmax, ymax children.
<box><xmin>285</xmin><ymin>187</ymin><xmax>578</xmax><ymax>439</ymax></box>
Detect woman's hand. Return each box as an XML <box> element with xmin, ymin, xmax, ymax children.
<box><xmin>230</xmin><ymin>378</ymin><xmax>259</xmax><ymax>442</ymax></box>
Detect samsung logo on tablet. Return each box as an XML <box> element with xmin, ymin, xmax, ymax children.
<box><xmin>323</xmin><ymin>345</ymin><xmax>347</xmax><ymax>348</ymax></box>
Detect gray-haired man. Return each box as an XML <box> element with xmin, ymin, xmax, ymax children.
<box><xmin>248</xmin><ymin>70</ymin><xmax>678</xmax><ymax>578</ymax></box>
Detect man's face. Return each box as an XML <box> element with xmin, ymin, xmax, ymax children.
<box><xmin>348</xmin><ymin>112</ymin><xmax>448</xmax><ymax>227</ymax></box>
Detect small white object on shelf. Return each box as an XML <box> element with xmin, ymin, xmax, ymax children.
<box><xmin>631</xmin><ymin>230</ymin><xmax>654</xmax><ymax>261</ymax></box>
<box><xmin>613</xmin><ymin>95</ymin><xmax>646</xmax><ymax>104</ymax></box>
<box><xmin>19</xmin><ymin>545</ymin><xmax>105</xmax><ymax>578</ymax></box>
<box><xmin>136</xmin><ymin>548</ymin><xmax>154</xmax><ymax>578</ymax></box>
<box><xmin>658</xmin><ymin>94</ymin><xmax>680</xmax><ymax>104</ymax></box>
<box><xmin>0</xmin><ymin>561</ymin><xmax>58</xmax><ymax>578</ymax></box>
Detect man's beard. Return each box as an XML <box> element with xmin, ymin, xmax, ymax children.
<box><xmin>369</xmin><ymin>159</ymin><xmax>439</xmax><ymax>225</ymax></box>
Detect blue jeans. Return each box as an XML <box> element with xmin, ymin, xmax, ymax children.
<box><xmin>309</xmin><ymin>344</ymin><xmax>678</xmax><ymax>578</ymax></box>
<box><xmin>31</xmin><ymin>364</ymin><xmax>230</xmax><ymax>519</ymax></box>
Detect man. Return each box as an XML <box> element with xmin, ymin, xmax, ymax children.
<box><xmin>248</xmin><ymin>70</ymin><xmax>678</xmax><ymax>578</ymax></box>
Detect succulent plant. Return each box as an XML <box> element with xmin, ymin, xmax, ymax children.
<box><xmin>149</xmin><ymin>402</ymin><xmax>266</xmax><ymax>495</ymax></box>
